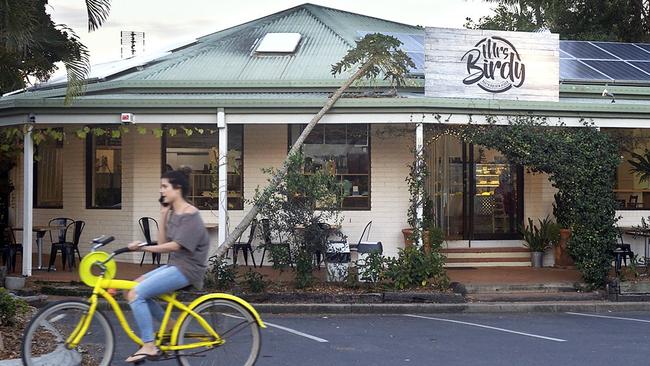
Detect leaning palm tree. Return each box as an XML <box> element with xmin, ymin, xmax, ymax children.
<box><xmin>213</xmin><ymin>33</ymin><xmax>415</xmax><ymax>258</ymax></box>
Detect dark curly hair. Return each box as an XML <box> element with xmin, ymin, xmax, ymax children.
<box><xmin>161</xmin><ymin>167</ymin><xmax>192</xmax><ymax>198</ymax></box>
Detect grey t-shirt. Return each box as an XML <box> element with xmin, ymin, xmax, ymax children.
<box><xmin>166</xmin><ymin>211</ymin><xmax>210</xmax><ymax>289</ymax></box>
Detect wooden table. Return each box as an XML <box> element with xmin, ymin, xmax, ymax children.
<box><xmin>12</xmin><ymin>225</ymin><xmax>64</xmax><ymax>270</ymax></box>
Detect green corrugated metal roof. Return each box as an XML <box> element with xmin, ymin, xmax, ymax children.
<box><xmin>112</xmin><ymin>4</ymin><xmax>421</xmax><ymax>82</ymax></box>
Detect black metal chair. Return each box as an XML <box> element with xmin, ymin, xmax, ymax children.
<box><xmin>259</xmin><ymin>218</ymin><xmax>293</xmax><ymax>267</ymax></box>
<box><xmin>231</xmin><ymin>219</ymin><xmax>258</xmax><ymax>267</ymax></box>
<box><xmin>3</xmin><ymin>227</ymin><xmax>23</xmax><ymax>273</ymax></box>
<box><xmin>614</xmin><ymin>228</ymin><xmax>634</xmax><ymax>275</ymax></box>
<box><xmin>47</xmin><ymin>217</ymin><xmax>74</xmax><ymax>271</ymax></box>
<box><xmin>138</xmin><ymin>217</ymin><xmax>161</xmax><ymax>266</ymax></box>
<box><xmin>303</xmin><ymin>222</ymin><xmax>330</xmax><ymax>269</ymax></box>
<box><xmin>63</xmin><ymin>220</ymin><xmax>85</xmax><ymax>269</ymax></box>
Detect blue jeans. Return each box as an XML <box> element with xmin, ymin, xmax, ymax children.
<box><xmin>128</xmin><ymin>265</ymin><xmax>190</xmax><ymax>343</ymax></box>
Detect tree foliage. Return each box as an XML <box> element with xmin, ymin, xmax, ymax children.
<box><xmin>0</xmin><ymin>0</ymin><xmax>111</xmax><ymax>103</ymax></box>
<box><xmin>429</xmin><ymin>116</ymin><xmax>620</xmax><ymax>286</ymax></box>
<box><xmin>466</xmin><ymin>0</ymin><xmax>650</xmax><ymax>42</ymax></box>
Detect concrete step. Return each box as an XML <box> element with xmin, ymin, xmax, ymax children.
<box><xmin>467</xmin><ymin>291</ymin><xmax>606</xmax><ymax>303</ymax></box>
<box><xmin>443</xmin><ymin>247</ymin><xmax>532</xmax><ymax>268</ymax></box>
<box><xmin>462</xmin><ymin>283</ymin><xmax>579</xmax><ymax>294</ymax></box>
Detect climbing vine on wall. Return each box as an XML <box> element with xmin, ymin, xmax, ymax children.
<box><xmin>426</xmin><ymin>115</ymin><xmax>620</xmax><ymax>286</ymax></box>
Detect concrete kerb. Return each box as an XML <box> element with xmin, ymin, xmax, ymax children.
<box><xmin>34</xmin><ymin>299</ymin><xmax>650</xmax><ymax>314</ymax></box>
<box><xmin>252</xmin><ymin>301</ymin><xmax>650</xmax><ymax>314</ymax></box>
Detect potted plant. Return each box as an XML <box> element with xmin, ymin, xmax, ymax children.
<box><xmin>521</xmin><ymin>216</ymin><xmax>560</xmax><ymax>268</ymax></box>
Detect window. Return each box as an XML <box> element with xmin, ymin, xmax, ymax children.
<box><xmin>289</xmin><ymin>124</ymin><xmax>371</xmax><ymax>210</ymax></box>
<box><xmin>163</xmin><ymin>125</ymin><xmax>244</xmax><ymax>210</ymax></box>
<box><xmin>86</xmin><ymin>132</ymin><xmax>122</xmax><ymax>209</ymax></box>
<box><xmin>34</xmin><ymin>130</ymin><xmax>63</xmax><ymax>208</ymax></box>
<box><xmin>426</xmin><ymin>135</ymin><xmax>523</xmax><ymax>240</ymax></box>
<box><xmin>603</xmin><ymin>128</ymin><xmax>650</xmax><ymax>210</ymax></box>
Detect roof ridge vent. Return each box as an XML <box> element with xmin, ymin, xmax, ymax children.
<box><xmin>255</xmin><ymin>32</ymin><xmax>302</xmax><ymax>54</ymax></box>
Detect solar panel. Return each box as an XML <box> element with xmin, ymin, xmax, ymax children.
<box><xmin>591</xmin><ymin>42</ymin><xmax>650</xmax><ymax>61</ymax></box>
<box><xmin>559</xmin><ymin>50</ymin><xmax>574</xmax><ymax>59</ymax></box>
<box><xmin>582</xmin><ymin>60</ymin><xmax>650</xmax><ymax>80</ymax></box>
<box><xmin>560</xmin><ymin>59</ymin><xmax>610</xmax><ymax>80</ymax></box>
<box><xmin>630</xmin><ymin>61</ymin><xmax>650</xmax><ymax>74</ymax></box>
<box><xmin>357</xmin><ymin>31</ymin><xmax>423</xmax><ymax>74</ymax></box>
<box><xmin>560</xmin><ymin>41</ymin><xmax>616</xmax><ymax>59</ymax></box>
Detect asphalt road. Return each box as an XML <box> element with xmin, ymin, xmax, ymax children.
<box><xmin>102</xmin><ymin>311</ymin><xmax>650</xmax><ymax>366</ymax></box>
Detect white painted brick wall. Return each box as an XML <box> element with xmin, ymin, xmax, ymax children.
<box><xmin>9</xmin><ymin>123</ymin><xmax>560</xmax><ymax>265</ymax></box>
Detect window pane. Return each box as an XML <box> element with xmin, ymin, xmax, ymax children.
<box><xmin>603</xmin><ymin>128</ymin><xmax>650</xmax><ymax>209</ymax></box>
<box><xmin>35</xmin><ymin>133</ymin><xmax>63</xmax><ymax>208</ymax></box>
<box><xmin>291</xmin><ymin>124</ymin><xmax>370</xmax><ymax>210</ymax></box>
<box><xmin>89</xmin><ymin>133</ymin><xmax>122</xmax><ymax>208</ymax></box>
<box><xmin>164</xmin><ymin>125</ymin><xmax>243</xmax><ymax>210</ymax></box>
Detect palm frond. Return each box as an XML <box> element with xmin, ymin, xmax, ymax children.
<box><xmin>628</xmin><ymin>150</ymin><xmax>650</xmax><ymax>183</ymax></box>
<box><xmin>85</xmin><ymin>0</ymin><xmax>111</xmax><ymax>31</ymax></box>
<box><xmin>0</xmin><ymin>0</ymin><xmax>39</xmax><ymax>50</ymax></box>
<box><xmin>56</xmin><ymin>25</ymin><xmax>90</xmax><ymax>105</ymax></box>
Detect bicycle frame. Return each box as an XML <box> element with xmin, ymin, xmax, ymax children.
<box><xmin>67</xmin><ymin>277</ymin><xmax>223</xmax><ymax>352</ymax></box>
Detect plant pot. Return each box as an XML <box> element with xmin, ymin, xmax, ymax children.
<box><xmin>554</xmin><ymin>228</ymin><xmax>574</xmax><ymax>268</ymax></box>
<box><xmin>531</xmin><ymin>252</ymin><xmax>544</xmax><ymax>268</ymax></box>
<box><xmin>401</xmin><ymin>228</ymin><xmax>431</xmax><ymax>253</ymax></box>
<box><xmin>5</xmin><ymin>275</ymin><xmax>26</xmax><ymax>290</ymax></box>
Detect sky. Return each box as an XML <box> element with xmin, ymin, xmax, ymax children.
<box><xmin>48</xmin><ymin>0</ymin><xmax>494</xmax><ymax>65</ymax></box>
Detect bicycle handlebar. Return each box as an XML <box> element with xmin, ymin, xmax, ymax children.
<box><xmin>92</xmin><ymin>235</ymin><xmax>115</xmax><ymax>246</ymax></box>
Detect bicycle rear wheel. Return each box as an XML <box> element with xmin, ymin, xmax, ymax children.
<box><xmin>22</xmin><ymin>300</ymin><xmax>114</xmax><ymax>366</ymax></box>
<box><xmin>175</xmin><ymin>299</ymin><xmax>261</xmax><ymax>366</ymax></box>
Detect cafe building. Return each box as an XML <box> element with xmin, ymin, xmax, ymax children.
<box><xmin>3</xmin><ymin>3</ymin><xmax>650</xmax><ymax>276</ymax></box>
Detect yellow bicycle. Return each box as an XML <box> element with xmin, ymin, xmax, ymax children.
<box><xmin>21</xmin><ymin>235</ymin><xmax>265</xmax><ymax>366</ymax></box>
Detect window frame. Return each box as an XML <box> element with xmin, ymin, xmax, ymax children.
<box><xmin>33</xmin><ymin>129</ymin><xmax>64</xmax><ymax>209</ymax></box>
<box><xmin>161</xmin><ymin>124</ymin><xmax>245</xmax><ymax>211</ymax></box>
<box><xmin>85</xmin><ymin>127</ymin><xmax>123</xmax><ymax>210</ymax></box>
<box><xmin>287</xmin><ymin>124</ymin><xmax>372</xmax><ymax>211</ymax></box>
<box><xmin>603</xmin><ymin>128</ymin><xmax>650</xmax><ymax>211</ymax></box>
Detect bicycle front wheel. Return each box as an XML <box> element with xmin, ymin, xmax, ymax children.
<box><xmin>22</xmin><ymin>300</ymin><xmax>115</xmax><ymax>366</ymax></box>
<box><xmin>175</xmin><ymin>299</ymin><xmax>261</xmax><ymax>366</ymax></box>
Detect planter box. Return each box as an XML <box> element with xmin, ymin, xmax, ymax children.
<box><xmin>619</xmin><ymin>282</ymin><xmax>650</xmax><ymax>294</ymax></box>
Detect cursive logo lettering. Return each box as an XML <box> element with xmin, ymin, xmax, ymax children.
<box><xmin>461</xmin><ymin>36</ymin><xmax>526</xmax><ymax>93</ymax></box>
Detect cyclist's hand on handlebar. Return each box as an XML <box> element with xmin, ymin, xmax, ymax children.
<box><xmin>127</xmin><ymin>241</ymin><xmax>146</xmax><ymax>251</ymax></box>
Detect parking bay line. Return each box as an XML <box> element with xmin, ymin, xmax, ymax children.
<box><xmin>222</xmin><ymin>314</ymin><xmax>329</xmax><ymax>343</ymax></box>
<box><xmin>263</xmin><ymin>321</ymin><xmax>330</xmax><ymax>343</ymax></box>
<box><xmin>404</xmin><ymin>314</ymin><xmax>567</xmax><ymax>343</ymax></box>
<box><xmin>566</xmin><ymin>312</ymin><xmax>650</xmax><ymax>323</ymax></box>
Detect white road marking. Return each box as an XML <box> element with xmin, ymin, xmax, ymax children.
<box><xmin>222</xmin><ymin>314</ymin><xmax>328</xmax><ymax>343</ymax></box>
<box><xmin>404</xmin><ymin>314</ymin><xmax>567</xmax><ymax>342</ymax></box>
<box><xmin>263</xmin><ymin>321</ymin><xmax>330</xmax><ymax>343</ymax></box>
<box><xmin>566</xmin><ymin>312</ymin><xmax>650</xmax><ymax>323</ymax></box>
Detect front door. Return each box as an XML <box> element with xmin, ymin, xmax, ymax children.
<box><xmin>426</xmin><ymin>136</ymin><xmax>523</xmax><ymax>242</ymax></box>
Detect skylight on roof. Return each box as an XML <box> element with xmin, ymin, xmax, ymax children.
<box><xmin>256</xmin><ymin>33</ymin><xmax>302</xmax><ymax>53</ymax></box>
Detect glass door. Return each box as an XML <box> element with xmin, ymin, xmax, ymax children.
<box><xmin>470</xmin><ymin>145</ymin><xmax>522</xmax><ymax>240</ymax></box>
<box><xmin>426</xmin><ymin>138</ymin><xmax>523</xmax><ymax>241</ymax></box>
<box><xmin>426</xmin><ymin>135</ymin><xmax>466</xmax><ymax>240</ymax></box>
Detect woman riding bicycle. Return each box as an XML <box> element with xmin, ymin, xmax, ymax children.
<box><xmin>125</xmin><ymin>168</ymin><xmax>209</xmax><ymax>363</ymax></box>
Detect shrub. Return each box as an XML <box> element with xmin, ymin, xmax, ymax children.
<box><xmin>0</xmin><ymin>287</ymin><xmax>28</xmax><ymax>325</ymax></box>
<box><xmin>357</xmin><ymin>251</ymin><xmax>385</xmax><ymax>284</ymax></box>
<box><xmin>204</xmin><ymin>256</ymin><xmax>237</xmax><ymax>291</ymax></box>
<box><xmin>383</xmin><ymin>246</ymin><xmax>448</xmax><ymax>290</ymax></box>
<box><xmin>241</xmin><ymin>270</ymin><xmax>267</xmax><ymax>293</ymax></box>
<box><xmin>294</xmin><ymin>248</ymin><xmax>315</xmax><ymax>289</ymax></box>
